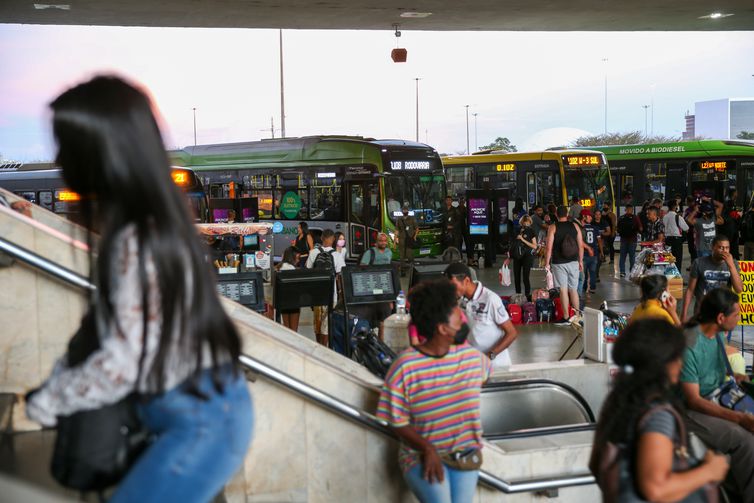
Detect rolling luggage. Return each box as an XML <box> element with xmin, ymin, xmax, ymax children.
<box><xmin>507</xmin><ymin>304</ymin><xmax>523</xmax><ymax>325</ymax></box>
<box><xmin>535</xmin><ymin>298</ymin><xmax>555</xmax><ymax>322</ymax></box>
<box><xmin>351</xmin><ymin>328</ymin><xmax>397</xmax><ymax>379</ymax></box>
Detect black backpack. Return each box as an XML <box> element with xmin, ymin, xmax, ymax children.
<box><xmin>617</xmin><ymin>214</ymin><xmax>636</xmax><ymax>238</ymax></box>
<box><xmin>558</xmin><ymin>223</ymin><xmax>579</xmax><ymax>259</ymax></box>
<box><xmin>313</xmin><ymin>246</ymin><xmax>335</xmax><ymax>270</ymax></box>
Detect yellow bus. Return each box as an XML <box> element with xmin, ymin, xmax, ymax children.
<box><xmin>441</xmin><ymin>149</ymin><xmax>615</xmax><ymax>212</ymax></box>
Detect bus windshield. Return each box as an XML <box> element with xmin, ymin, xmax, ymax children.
<box><xmin>385</xmin><ymin>174</ymin><xmax>446</xmax><ymax>226</ymax></box>
<box><xmin>564</xmin><ymin>165</ymin><xmax>613</xmax><ymax>210</ymax></box>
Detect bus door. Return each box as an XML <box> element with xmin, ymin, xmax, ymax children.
<box><xmin>690</xmin><ymin>160</ymin><xmax>734</xmax><ymax>202</ymax></box>
<box><xmin>741</xmin><ymin>159</ymin><xmax>754</xmax><ymax>208</ymax></box>
<box><xmin>526</xmin><ymin>169</ymin><xmax>559</xmax><ymax>207</ymax></box>
<box><xmin>345</xmin><ymin>180</ymin><xmax>381</xmax><ymax>259</ymax></box>
<box><xmin>665</xmin><ymin>163</ymin><xmax>689</xmax><ymax>203</ymax></box>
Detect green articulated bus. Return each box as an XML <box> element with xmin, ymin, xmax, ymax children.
<box><xmin>584</xmin><ymin>140</ymin><xmax>754</xmax><ymax>212</ymax></box>
<box><xmin>169</xmin><ymin>136</ymin><xmax>447</xmax><ymax>260</ymax></box>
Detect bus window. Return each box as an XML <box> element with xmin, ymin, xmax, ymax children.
<box><xmin>276</xmin><ymin>173</ymin><xmax>309</xmax><ymax>220</ymax></box>
<box><xmin>310</xmin><ymin>171</ymin><xmax>342</xmax><ymax>221</ymax></box>
<box><xmin>564</xmin><ymin>166</ymin><xmax>612</xmax><ymax>210</ymax></box>
<box><xmin>243</xmin><ymin>173</ymin><xmax>274</xmax><ymax>219</ymax></box>
<box><xmin>644</xmin><ymin>163</ymin><xmax>667</xmax><ymax>202</ymax></box>
<box><xmin>384</xmin><ymin>174</ymin><xmax>445</xmax><ymax>226</ymax></box>
<box><xmin>533</xmin><ymin>171</ymin><xmax>559</xmax><ymax>207</ymax></box>
<box><xmin>39</xmin><ymin>191</ymin><xmax>53</xmax><ymax>210</ymax></box>
<box><xmin>447</xmin><ymin>165</ymin><xmax>473</xmax><ymax>198</ymax></box>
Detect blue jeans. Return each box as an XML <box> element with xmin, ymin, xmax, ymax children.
<box><xmin>619</xmin><ymin>240</ymin><xmax>636</xmax><ymax>275</ymax></box>
<box><xmin>111</xmin><ymin>366</ymin><xmax>253</xmax><ymax>503</ymax></box>
<box><xmin>583</xmin><ymin>255</ymin><xmax>598</xmax><ymax>291</ymax></box>
<box><xmin>404</xmin><ymin>462</ymin><xmax>479</xmax><ymax>503</ymax></box>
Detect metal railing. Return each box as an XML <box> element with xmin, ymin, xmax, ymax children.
<box><xmin>0</xmin><ymin>234</ymin><xmax>596</xmax><ymax>495</ymax></box>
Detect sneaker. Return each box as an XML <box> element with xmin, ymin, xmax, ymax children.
<box><xmin>567</xmin><ymin>314</ymin><xmax>581</xmax><ymax>325</ymax></box>
<box><xmin>620</xmin><ymin>273</ymin><xmax>626</xmax><ymax>278</ymax></box>
<box><xmin>554</xmin><ymin>319</ymin><xmax>572</xmax><ymax>326</ymax></box>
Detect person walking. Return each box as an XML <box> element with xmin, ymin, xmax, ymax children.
<box><xmin>377</xmin><ymin>279</ymin><xmax>491</xmax><ymax>503</ymax></box>
<box><xmin>445</xmin><ymin>263</ymin><xmax>518</xmax><ymax>369</ymax></box>
<box><xmin>593</xmin><ymin>209</ymin><xmax>610</xmax><ymax>282</ymax></box>
<box><xmin>568</xmin><ymin>196</ymin><xmax>583</xmax><ymax>221</ymax></box>
<box><xmin>641</xmin><ymin>207</ymin><xmax>665</xmax><ymax>246</ymax></box>
<box><xmin>278</xmin><ymin>246</ymin><xmax>302</xmax><ymax>331</ymax></box>
<box><xmin>580</xmin><ymin>210</ymin><xmax>602</xmax><ymax>295</ymax></box>
<box><xmin>680</xmin><ymin>289</ymin><xmax>754</xmax><ymax>502</ymax></box>
<box><xmin>741</xmin><ymin>202</ymin><xmax>754</xmax><ymax>260</ymax></box>
<box><xmin>333</xmin><ymin>231</ymin><xmax>348</xmax><ymax>263</ymax></box>
<box><xmin>617</xmin><ymin>205</ymin><xmax>642</xmax><ymax>278</ymax></box>
<box><xmin>662</xmin><ymin>200</ymin><xmax>689</xmax><ymax>270</ymax></box>
<box><xmin>544</xmin><ymin>206</ymin><xmax>584</xmax><ymax>325</ymax></box>
<box><xmin>307</xmin><ymin>229</ymin><xmax>346</xmax><ymax>346</ymax></box>
<box><xmin>682</xmin><ymin>234</ymin><xmax>742</xmax><ymax>322</ymax></box>
<box><xmin>360</xmin><ymin>232</ymin><xmax>393</xmax><ymax>265</ymax></box>
<box><xmin>443</xmin><ymin>195</ymin><xmax>462</xmax><ymax>250</ymax></box>
<box><xmin>686</xmin><ymin>199</ymin><xmax>723</xmax><ymax>259</ymax></box>
<box><xmin>601</xmin><ymin>202</ymin><xmax>618</xmax><ymax>264</ymax></box>
<box><xmin>505</xmin><ymin>215</ymin><xmax>537</xmax><ymax>297</ymax></box>
<box><xmin>24</xmin><ymin>76</ymin><xmax>253</xmax><ymax>502</ymax></box>
<box><xmin>719</xmin><ymin>199</ymin><xmax>741</xmax><ymax>260</ymax></box>
<box><xmin>590</xmin><ymin>319</ymin><xmax>729</xmax><ymax>502</ymax></box>
<box><xmin>684</xmin><ymin>197</ymin><xmax>699</xmax><ymax>268</ymax></box>
<box><xmin>396</xmin><ymin>203</ymin><xmax>419</xmax><ymax>277</ymax></box>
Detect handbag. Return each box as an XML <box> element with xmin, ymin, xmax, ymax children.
<box><xmin>704</xmin><ymin>335</ymin><xmax>754</xmax><ymax>414</ymax></box>
<box><xmin>441</xmin><ymin>448</ymin><xmax>483</xmax><ymax>471</ymax></box>
<box><xmin>50</xmin><ymin>310</ymin><xmax>152</xmax><ymax>491</ymax></box>
<box><xmin>499</xmin><ymin>264</ymin><xmax>511</xmax><ymax>286</ymax></box>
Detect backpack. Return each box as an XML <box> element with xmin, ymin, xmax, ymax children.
<box><xmin>617</xmin><ymin>214</ymin><xmax>636</xmax><ymax>239</ymax></box>
<box><xmin>535</xmin><ymin>298</ymin><xmax>555</xmax><ymax>322</ymax></box>
<box><xmin>313</xmin><ymin>246</ymin><xmax>335</xmax><ymax>271</ymax></box>
<box><xmin>559</xmin><ymin>226</ymin><xmax>580</xmax><ymax>260</ymax></box>
<box><xmin>358</xmin><ymin>247</ymin><xmax>377</xmax><ymax>266</ymax></box>
<box><xmin>510</xmin><ymin>293</ymin><xmax>528</xmax><ymax>305</ymax></box>
<box><xmin>507</xmin><ymin>304</ymin><xmax>522</xmax><ymax>325</ymax></box>
<box><xmin>522</xmin><ymin>302</ymin><xmax>537</xmax><ymax>324</ymax></box>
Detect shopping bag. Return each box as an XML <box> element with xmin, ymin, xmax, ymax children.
<box><xmin>499</xmin><ymin>264</ymin><xmax>511</xmax><ymax>286</ymax></box>
<box><xmin>545</xmin><ymin>268</ymin><xmax>554</xmax><ymax>290</ymax></box>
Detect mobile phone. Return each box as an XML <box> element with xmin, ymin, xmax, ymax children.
<box><xmin>661</xmin><ymin>291</ymin><xmax>670</xmax><ymax>302</ymax></box>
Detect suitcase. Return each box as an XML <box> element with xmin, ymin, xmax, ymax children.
<box><xmin>507</xmin><ymin>304</ymin><xmax>523</xmax><ymax>325</ymax></box>
<box><xmin>536</xmin><ymin>298</ymin><xmax>555</xmax><ymax>322</ymax></box>
<box><xmin>522</xmin><ymin>302</ymin><xmax>537</xmax><ymax>324</ymax></box>
<box><xmin>553</xmin><ymin>300</ymin><xmax>575</xmax><ymax>322</ymax></box>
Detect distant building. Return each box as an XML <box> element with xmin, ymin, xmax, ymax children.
<box><xmin>682</xmin><ymin>110</ymin><xmax>695</xmax><ymax>140</ymax></box>
<box><xmin>688</xmin><ymin>98</ymin><xmax>754</xmax><ymax>140</ymax></box>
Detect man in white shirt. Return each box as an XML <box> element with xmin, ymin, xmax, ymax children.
<box><xmin>445</xmin><ymin>263</ymin><xmax>518</xmax><ymax>369</ymax></box>
<box><xmin>662</xmin><ymin>200</ymin><xmax>690</xmax><ymax>271</ymax></box>
<box><xmin>305</xmin><ymin>229</ymin><xmax>345</xmax><ymax>345</ymax></box>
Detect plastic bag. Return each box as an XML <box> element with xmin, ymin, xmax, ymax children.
<box><xmin>499</xmin><ymin>264</ymin><xmax>511</xmax><ymax>286</ymax></box>
<box><xmin>545</xmin><ymin>268</ymin><xmax>554</xmax><ymax>290</ymax></box>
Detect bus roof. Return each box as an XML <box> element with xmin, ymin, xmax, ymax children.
<box><xmin>169</xmin><ymin>136</ymin><xmax>438</xmax><ymax>171</ymax></box>
<box><xmin>441</xmin><ymin>148</ymin><xmax>606</xmax><ymax>165</ymax></box>
<box><xmin>578</xmin><ymin>139</ymin><xmax>754</xmax><ymax>160</ymax></box>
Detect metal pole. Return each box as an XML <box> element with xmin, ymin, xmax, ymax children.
<box><xmin>602</xmin><ymin>58</ymin><xmax>608</xmax><ymax>134</ymax></box>
<box><xmin>271</xmin><ymin>116</ymin><xmax>275</xmax><ymax>139</ymax></box>
<box><xmin>192</xmin><ymin>107</ymin><xmax>197</xmax><ymax>146</ymax></box>
<box><xmin>465</xmin><ymin>105</ymin><xmax>470</xmax><ymax>154</ymax></box>
<box><xmin>642</xmin><ymin>105</ymin><xmax>649</xmax><ymax>137</ymax></box>
<box><xmin>415</xmin><ymin>78</ymin><xmax>420</xmax><ymax>142</ymax></box>
<box><xmin>279</xmin><ymin>29</ymin><xmax>286</xmax><ymax>138</ymax></box>
<box><xmin>473</xmin><ymin>112</ymin><xmax>479</xmax><ymax>151</ymax></box>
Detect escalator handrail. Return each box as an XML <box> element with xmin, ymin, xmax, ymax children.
<box><xmin>484</xmin><ymin>423</ymin><xmax>596</xmax><ymax>441</ymax></box>
<box><xmin>484</xmin><ymin>378</ymin><xmax>596</xmax><ymax>422</ymax></box>
<box><xmin>0</xmin><ymin>234</ymin><xmax>596</xmax><ymax>494</ymax></box>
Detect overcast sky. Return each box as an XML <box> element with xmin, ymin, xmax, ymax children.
<box><xmin>0</xmin><ymin>24</ymin><xmax>752</xmax><ymax>161</ymax></box>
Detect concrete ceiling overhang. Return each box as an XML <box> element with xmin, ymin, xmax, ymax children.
<box><xmin>1</xmin><ymin>0</ymin><xmax>753</xmax><ymax>31</ymax></box>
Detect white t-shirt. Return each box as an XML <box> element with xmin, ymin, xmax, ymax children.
<box><xmin>461</xmin><ymin>282</ymin><xmax>512</xmax><ymax>369</ymax></box>
<box><xmin>280</xmin><ymin>262</ymin><xmax>296</xmax><ymax>271</ymax></box>
<box><xmin>305</xmin><ymin>245</ymin><xmax>345</xmax><ymax>304</ymax></box>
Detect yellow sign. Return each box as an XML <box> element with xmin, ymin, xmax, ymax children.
<box><xmin>580</xmin><ymin>199</ymin><xmax>593</xmax><ymax>207</ymax></box>
<box><xmin>565</xmin><ymin>155</ymin><xmax>601</xmax><ymax>167</ymax></box>
<box><xmin>739</xmin><ymin>261</ymin><xmax>754</xmax><ymax>325</ymax></box>
<box><xmin>171</xmin><ymin>171</ymin><xmax>189</xmax><ymax>186</ymax></box>
<box><xmin>496</xmin><ymin>163</ymin><xmax>515</xmax><ymax>172</ymax></box>
<box><xmin>56</xmin><ymin>190</ymin><xmax>80</xmax><ymax>202</ymax></box>
<box><xmin>700</xmin><ymin>160</ymin><xmax>728</xmax><ymax>172</ymax></box>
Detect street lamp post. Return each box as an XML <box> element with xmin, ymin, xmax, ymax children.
<box><xmin>650</xmin><ymin>83</ymin><xmax>656</xmax><ymax>137</ymax></box>
<box><xmin>465</xmin><ymin>105</ymin><xmax>470</xmax><ymax>154</ymax></box>
<box><xmin>642</xmin><ymin>105</ymin><xmax>650</xmax><ymax>137</ymax></box>
<box><xmin>472</xmin><ymin>112</ymin><xmax>479</xmax><ymax>151</ymax></box>
<box><xmin>192</xmin><ymin>107</ymin><xmax>197</xmax><ymax>146</ymax></box>
<box><xmin>279</xmin><ymin>29</ymin><xmax>286</xmax><ymax>138</ymax></box>
<box><xmin>415</xmin><ymin>78</ymin><xmax>421</xmax><ymax>142</ymax></box>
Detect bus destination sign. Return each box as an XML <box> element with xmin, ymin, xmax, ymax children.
<box><xmin>564</xmin><ymin>155</ymin><xmax>602</xmax><ymax>167</ymax></box>
<box><xmin>390</xmin><ymin>160</ymin><xmax>432</xmax><ymax>171</ymax></box>
<box><xmin>700</xmin><ymin>160</ymin><xmax>728</xmax><ymax>172</ymax></box>
<box><xmin>496</xmin><ymin>163</ymin><xmax>515</xmax><ymax>172</ymax></box>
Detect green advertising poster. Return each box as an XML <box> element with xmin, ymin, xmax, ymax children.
<box><xmin>280</xmin><ymin>191</ymin><xmax>302</xmax><ymax>219</ymax></box>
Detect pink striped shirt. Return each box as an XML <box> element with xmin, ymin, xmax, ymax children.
<box><xmin>376</xmin><ymin>342</ymin><xmax>491</xmax><ymax>471</ymax></box>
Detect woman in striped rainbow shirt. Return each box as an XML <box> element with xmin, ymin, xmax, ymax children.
<box><xmin>377</xmin><ymin>279</ymin><xmax>492</xmax><ymax>503</ymax></box>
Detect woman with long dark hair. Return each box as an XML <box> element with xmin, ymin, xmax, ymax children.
<box><xmin>295</xmin><ymin>221</ymin><xmax>314</xmax><ymax>267</ymax></box>
<box><xmin>24</xmin><ymin>76</ymin><xmax>253</xmax><ymax>502</ymax></box>
<box><xmin>591</xmin><ymin>319</ymin><xmax>727</xmax><ymax>502</ymax></box>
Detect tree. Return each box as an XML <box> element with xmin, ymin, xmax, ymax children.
<box><xmin>479</xmin><ymin>137</ymin><xmax>517</xmax><ymax>152</ymax></box>
<box><xmin>737</xmin><ymin>131</ymin><xmax>754</xmax><ymax>140</ymax></box>
<box><xmin>571</xmin><ymin>131</ymin><xmax>682</xmax><ymax>147</ymax></box>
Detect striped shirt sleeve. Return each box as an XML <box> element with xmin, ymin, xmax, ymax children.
<box><xmin>376</xmin><ymin>357</ymin><xmax>411</xmax><ymax>427</ymax></box>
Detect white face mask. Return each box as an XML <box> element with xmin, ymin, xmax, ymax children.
<box><xmin>451</xmin><ymin>201</ymin><xmax>459</xmax><ymax>208</ymax></box>
<box><xmin>337</xmin><ymin>239</ymin><xmax>346</xmax><ymax>248</ymax></box>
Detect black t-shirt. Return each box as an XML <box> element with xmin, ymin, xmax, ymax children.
<box><xmin>513</xmin><ymin>226</ymin><xmax>536</xmax><ymax>260</ymax></box>
<box><xmin>552</xmin><ymin>221</ymin><xmax>579</xmax><ymax>264</ymax></box>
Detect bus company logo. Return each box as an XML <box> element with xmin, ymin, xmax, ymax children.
<box><xmin>617</xmin><ymin>146</ymin><xmax>686</xmax><ymax>154</ymax></box>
